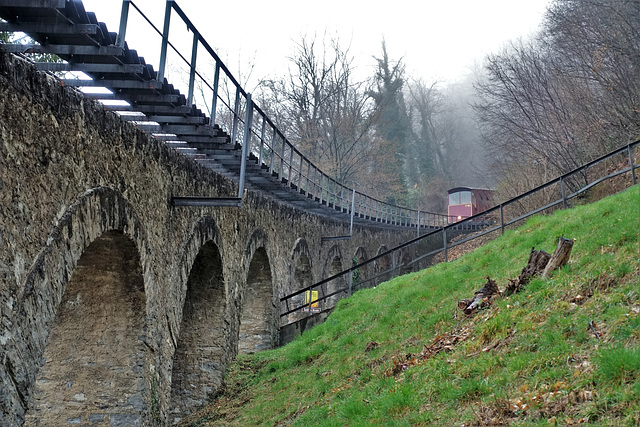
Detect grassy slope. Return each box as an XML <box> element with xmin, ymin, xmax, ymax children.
<box><xmin>184</xmin><ymin>186</ymin><xmax>640</xmax><ymax>426</ymax></box>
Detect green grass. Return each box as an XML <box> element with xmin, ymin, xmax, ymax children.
<box><xmin>182</xmin><ymin>186</ymin><xmax>640</xmax><ymax>426</ymax></box>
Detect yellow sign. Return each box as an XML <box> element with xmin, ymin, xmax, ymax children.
<box><xmin>303</xmin><ymin>290</ymin><xmax>320</xmax><ymax>313</ymax></box>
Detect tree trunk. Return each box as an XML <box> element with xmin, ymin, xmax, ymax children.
<box><xmin>542</xmin><ymin>237</ymin><xmax>574</xmax><ymax>278</ymax></box>
<box><xmin>504</xmin><ymin>247</ymin><xmax>551</xmax><ymax>295</ymax></box>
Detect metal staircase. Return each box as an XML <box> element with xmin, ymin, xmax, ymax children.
<box><xmin>0</xmin><ymin>0</ymin><xmax>451</xmax><ymax>229</ymax></box>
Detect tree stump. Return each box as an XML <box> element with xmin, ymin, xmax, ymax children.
<box><xmin>504</xmin><ymin>247</ymin><xmax>551</xmax><ymax>295</ymax></box>
<box><xmin>457</xmin><ymin>237</ymin><xmax>575</xmax><ymax>313</ymax></box>
<box><xmin>542</xmin><ymin>237</ymin><xmax>574</xmax><ymax>278</ymax></box>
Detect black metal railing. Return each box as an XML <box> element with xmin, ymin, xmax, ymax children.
<box><xmin>115</xmin><ymin>0</ymin><xmax>449</xmax><ymax>225</ymax></box>
<box><xmin>279</xmin><ymin>140</ymin><xmax>639</xmax><ymax>327</ymax></box>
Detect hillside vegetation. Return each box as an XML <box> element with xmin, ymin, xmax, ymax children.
<box><xmin>183</xmin><ymin>186</ymin><xmax>639</xmax><ymax>426</ymax></box>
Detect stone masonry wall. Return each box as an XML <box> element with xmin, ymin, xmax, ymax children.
<box><xmin>0</xmin><ymin>50</ymin><xmax>414</xmax><ymax>426</ymax></box>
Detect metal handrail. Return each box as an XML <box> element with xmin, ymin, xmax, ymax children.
<box><xmin>117</xmin><ymin>0</ymin><xmax>449</xmax><ymax>227</ymax></box>
<box><xmin>279</xmin><ymin>140</ymin><xmax>639</xmax><ymax>324</ymax></box>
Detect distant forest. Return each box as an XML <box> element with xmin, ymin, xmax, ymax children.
<box><xmin>252</xmin><ymin>0</ymin><xmax>639</xmax><ymax>212</ymax></box>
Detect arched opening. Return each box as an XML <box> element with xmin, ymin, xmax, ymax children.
<box><xmin>326</xmin><ymin>255</ymin><xmax>345</xmax><ymax>307</ymax></box>
<box><xmin>290</xmin><ymin>251</ymin><xmax>313</xmax><ymax>322</ymax></box>
<box><xmin>25</xmin><ymin>231</ymin><xmax>148</xmax><ymax>427</ymax></box>
<box><xmin>170</xmin><ymin>241</ymin><xmax>225</xmax><ymax>418</ymax></box>
<box><xmin>374</xmin><ymin>245</ymin><xmax>392</xmax><ymax>285</ymax></box>
<box><xmin>399</xmin><ymin>249</ymin><xmax>414</xmax><ymax>275</ymax></box>
<box><xmin>238</xmin><ymin>247</ymin><xmax>274</xmax><ymax>354</ymax></box>
<box><xmin>352</xmin><ymin>247</ymin><xmax>369</xmax><ymax>291</ymax></box>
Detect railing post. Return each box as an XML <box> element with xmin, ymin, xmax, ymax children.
<box><xmin>230</xmin><ymin>88</ymin><xmax>240</xmax><ymax>143</ymax></box>
<box><xmin>629</xmin><ymin>144</ymin><xmax>637</xmax><ymax>185</ymax></box>
<box><xmin>305</xmin><ymin>161</ymin><xmax>311</xmax><ymax>195</ymax></box>
<box><xmin>348</xmin><ymin>271</ymin><xmax>353</xmax><ymax>297</ymax></box>
<box><xmin>363</xmin><ymin>197</ymin><xmax>369</xmax><ymax>219</ymax></box>
<box><xmin>258</xmin><ymin>117</ymin><xmax>266</xmax><ymax>167</ymax></box>
<box><xmin>116</xmin><ymin>0</ymin><xmax>131</xmax><ymax>49</ymax></box>
<box><xmin>279</xmin><ymin>135</ymin><xmax>286</xmax><ymax>180</ymax></box>
<box><xmin>237</xmin><ymin>93</ymin><xmax>253</xmax><ymax>199</ymax></box>
<box><xmin>500</xmin><ymin>203</ymin><xmax>505</xmax><ymax>234</ymax></box>
<box><xmin>187</xmin><ymin>30</ymin><xmax>199</xmax><ymax>106</ymax></box>
<box><xmin>157</xmin><ymin>0</ymin><xmax>174</xmax><ymax>82</ymax></box>
<box><xmin>330</xmin><ymin>180</ymin><xmax>335</xmax><ymax>206</ymax></box>
<box><xmin>296</xmin><ymin>154</ymin><xmax>303</xmax><ymax>189</ymax></box>
<box><xmin>287</xmin><ymin>146</ymin><xmax>294</xmax><ymax>186</ymax></box>
<box><xmin>442</xmin><ymin>227</ymin><xmax>448</xmax><ymax>262</ymax></box>
<box><xmin>210</xmin><ymin>61</ymin><xmax>220</xmax><ymax>124</ymax></box>
<box><xmin>319</xmin><ymin>173</ymin><xmax>324</xmax><ymax>205</ymax></box>
<box><xmin>268</xmin><ymin>128</ymin><xmax>277</xmax><ymax>174</ymax></box>
<box><xmin>417</xmin><ymin>210</ymin><xmax>421</xmax><ymax>237</ymax></box>
<box><xmin>560</xmin><ymin>177</ymin><xmax>567</xmax><ymax>209</ymax></box>
<box><xmin>349</xmin><ymin>188</ymin><xmax>356</xmax><ymax>236</ymax></box>
<box><xmin>312</xmin><ymin>167</ymin><xmax>319</xmax><ymax>199</ymax></box>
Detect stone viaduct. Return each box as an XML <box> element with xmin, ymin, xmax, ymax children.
<box><xmin>0</xmin><ymin>51</ymin><xmax>419</xmax><ymax>425</ymax></box>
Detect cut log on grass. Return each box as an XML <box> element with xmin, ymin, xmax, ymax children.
<box><xmin>542</xmin><ymin>237</ymin><xmax>574</xmax><ymax>278</ymax></box>
<box><xmin>458</xmin><ymin>276</ymin><xmax>499</xmax><ymax>315</ymax></box>
<box><xmin>504</xmin><ymin>247</ymin><xmax>551</xmax><ymax>295</ymax></box>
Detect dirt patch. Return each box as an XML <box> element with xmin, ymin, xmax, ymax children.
<box><xmin>387</xmin><ymin>324</ymin><xmax>473</xmax><ymax>377</ymax></box>
<box><xmin>177</xmin><ymin>358</ymin><xmax>268</xmax><ymax>426</ymax></box>
<box><xmin>565</xmin><ymin>273</ymin><xmax>618</xmax><ymax>306</ymax></box>
<box><xmin>470</xmin><ymin>385</ymin><xmax>597</xmax><ymax>426</ymax></box>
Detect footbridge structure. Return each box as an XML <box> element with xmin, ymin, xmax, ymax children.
<box><xmin>0</xmin><ymin>1</ymin><xmax>456</xmax><ymax>425</ymax></box>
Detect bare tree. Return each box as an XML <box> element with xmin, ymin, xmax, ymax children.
<box><xmin>257</xmin><ymin>34</ymin><xmax>380</xmax><ymax>187</ymax></box>
<box><xmin>473</xmin><ymin>0</ymin><xmax>640</xmax><ymax>203</ymax></box>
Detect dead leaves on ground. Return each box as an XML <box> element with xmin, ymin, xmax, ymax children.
<box><xmin>386</xmin><ymin>325</ymin><xmax>473</xmax><ymax>377</ymax></box>
<box><xmin>470</xmin><ymin>383</ymin><xmax>597</xmax><ymax>426</ymax></box>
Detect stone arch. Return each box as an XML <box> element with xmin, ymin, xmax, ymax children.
<box><xmin>351</xmin><ymin>246</ymin><xmax>369</xmax><ymax>291</ymax></box>
<box><xmin>20</xmin><ymin>187</ymin><xmax>153</xmax><ymax>426</ymax></box>
<box><xmin>290</xmin><ymin>238</ymin><xmax>314</xmax><ymax>293</ymax></box>
<box><xmin>170</xmin><ymin>216</ymin><xmax>227</xmax><ymax>418</ymax></box>
<box><xmin>323</xmin><ymin>245</ymin><xmax>346</xmax><ymax>307</ymax></box>
<box><xmin>238</xmin><ymin>229</ymin><xmax>276</xmax><ymax>354</ymax></box>
<box><xmin>374</xmin><ymin>245</ymin><xmax>392</xmax><ymax>285</ymax></box>
<box><xmin>288</xmin><ymin>238</ymin><xmax>314</xmax><ymax>322</ymax></box>
<box><xmin>399</xmin><ymin>248</ymin><xmax>414</xmax><ymax>275</ymax></box>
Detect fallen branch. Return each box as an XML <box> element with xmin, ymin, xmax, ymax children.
<box><xmin>458</xmin><ymin>276</ymin><xmax>499</xmax><ymax>315</ymax></box>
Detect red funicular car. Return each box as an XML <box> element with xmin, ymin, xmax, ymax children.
<box><xmin>447</xmin><ymin>187</ymin><xmax>494</xmax><ymax>223</ymax></box>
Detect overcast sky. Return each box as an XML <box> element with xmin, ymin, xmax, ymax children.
<box><xmin>81</xmin><ymin>0</ymin><xmax>552</xmax><ymax>88</ymax></box>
